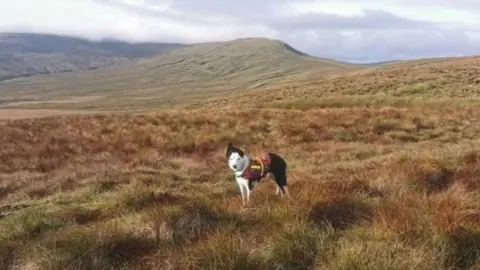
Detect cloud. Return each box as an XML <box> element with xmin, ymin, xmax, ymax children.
<box><xmin>286</xmin><ymin>28</ymin><xmax>478</xmax><ymax>63</ymax></box>
<box><xmin>1</xmin><ymin>0</ymin><xmax>480</xmax><ymax>62</ymax></box>
<box><xmin>267</xmin><ymin>9</ymin><xmax>433</xmax><ymax>30</ymax></box>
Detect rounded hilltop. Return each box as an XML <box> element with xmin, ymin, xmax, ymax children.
<box><xmin>159</xmin><ymin>36</ymin><xmax>356</xmax><ymax>67</ymax></box>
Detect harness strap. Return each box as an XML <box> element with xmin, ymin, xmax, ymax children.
<box><xmin>232</xmin><ymin>154</ymin><xmax>269</xmax><ymax>181</ymax></box>
<box><xmin>250</xmin><ymin>157</ymin><xmax>265</xmax><ymax>177</ymax></box>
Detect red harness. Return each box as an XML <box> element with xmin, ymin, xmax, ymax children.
<box><xmin>241</xmin><ymin>152</ymin><xmax>272</xmax><ymax>181</ymax></box>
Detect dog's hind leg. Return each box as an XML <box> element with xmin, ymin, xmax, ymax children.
<box><xmin>280</xmin><ymin>177</ymin><xmax>291</xmax><ymax>198</ymax></box>
<box><xmin>271</xmin><ymin>173</ymin><xmax>284</xmax><ymax>196</ymax></box>
<box><xmin>241</xmin><ymin>187</ymin><xmax>248</xmax><ymax>206</ymax></box>
<box><xmin>274</xmin><ymin>182</ymin><xmax>288</xmax><ymax>197</ymax></box>
<box><xmin>282</xmin><ymin>186</ymin><xmax>291</xmax><ymax>198</ymax></box>
<box><xmin>246</xmin><ymin>188</ymin><xmax>251</xmax><ymax>206</ymax></box>
<box><xmin>272</xmin><ymin>172</ymin><xmax>290</xmax><ymax>198</ymax></box>
<box><xmin>245</xmin><ymin>180</ymin><xmax>256</xmax><ymax>206</ymax></box>
<box><xmin>278</xmin><ymin>185</ymin><xmax>287</xmax><ymax>197</ymax></box>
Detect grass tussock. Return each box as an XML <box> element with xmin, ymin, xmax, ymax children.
<box><xmin>441</xmin><ymin>227</ymin><xmax>480</xmax><ymax>269</ymax></box>
<box><xmin>307</xmin><ymin>197</ymin><xmax>373</xmax><ymax>230</ymax></box>
<box><xmin>2</xmin><ymin>209</ymin><xmax>69</xmax><ymax>241</ymax></box>
<box><xmin>316</xmin><ymin>230</ymin><xmax>445</xmax><ymax>270</ymax></box>
<box><xmin>264</xmin><ymin>222</ymin><xmax>330</xmax><ymax>269</ymax></box>
<box><xmin>0</xmin><ymin>105</ymin><xmax>479</xmax><ymax>269</ymax></box>
<box><xmin>183</xmin><ymin>233</ymin><xmax>267</xmax><ymax>270</ymax></box>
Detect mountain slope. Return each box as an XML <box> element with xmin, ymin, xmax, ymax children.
<box><xmin>0</xmin><ymin>33</ymin><xmax>186</xmax><ymax>81</ymax></box>
<box><xmin>0</xmin><ymin>37</ymin><xmax>362</xmax><ymax>111</ymax></box>
<box><xmin>186</xmin><ymin>55</ymin><xmax>480</xmax><ymax>111</ymax></box>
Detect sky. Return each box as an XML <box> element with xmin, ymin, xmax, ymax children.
<box><xmin>1</xmin><ymin>0</ymin><xmax>480</xmax><ymax>63</ymax></box>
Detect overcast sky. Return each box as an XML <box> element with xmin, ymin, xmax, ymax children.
<box><xmin>1</xmin><ymin>0</ymin><xmax>480</xmax><ymax>62</ymax></box>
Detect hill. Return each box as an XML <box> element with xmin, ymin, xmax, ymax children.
<box><xmin>0</xmin><ymin>33</ymin><xmax>186</xmax><ymax>81</ymax></box>
<box><xmin>0</xmin><ymin>37</ymin><xmax>361</xmax><ymax>112</ymax></box>
<box><xmin>185</xmin><ymin>55</ymin><xmax>480</xmax><ymax>111</ymax></box>
<box><xmin>1</xmin><ymin>37</ymin><xmax>480</xmax><ymax>269</ymax></box>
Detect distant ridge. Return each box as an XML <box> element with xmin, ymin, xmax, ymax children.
<box><xmin>0</xmin><ymin>32</ymin><xmax>186</xmax><ymax>81</ymax></box>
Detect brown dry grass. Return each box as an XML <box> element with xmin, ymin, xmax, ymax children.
<box><xmin>1</xmin><ymin>106</ymin><xmax>479</xmax><ymax>269</ymax></box>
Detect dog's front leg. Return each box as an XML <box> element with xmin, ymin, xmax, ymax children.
<box><xmin>241</xmin><ymin>187</ymin><xmax>247</xmax><ymax>207</ymax></box>
<box><xmin>245</xmin><ymin>187</ymin><xmax>251</xmax><ymax>206</ymax></box>
<box><xmin>237</xmin><ymin>180</ymin><xmax>246</xmax><ymax>206</ymax></box>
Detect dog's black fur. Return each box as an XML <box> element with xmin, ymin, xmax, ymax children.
<box><xmin>265</xmin><ymin>152</ymin><xmax>288</xmax><ymax>193</ymax></box>
<box><xmin>226</xmin><ymin>142</ymin><xmax>244</xmax><ymax>159</ymax></box>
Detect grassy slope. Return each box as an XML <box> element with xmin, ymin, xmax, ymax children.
<box><xmin>0</xmin><ymin>38</ymin><xmax>360</xmax><ymax>111</ymax></box>
<box><xmin>0</xmin><ymin>32</ymin><xmax>185</xmax><ymax>81</ymax></box>
<box><xmin>1</xmin><ymin>40</ymin><xmax>480</xmax><ymax>269</ymax></box>
<box><xmin>185</xmin><ymin>55</ymin><xmax>480</xmax><ymax>110</ymax></box>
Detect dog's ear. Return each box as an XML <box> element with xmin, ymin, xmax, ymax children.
<box><xmin>226</xmin><ymin>142</ymin><xmax>233</xmax><ymax>157</ymax></box>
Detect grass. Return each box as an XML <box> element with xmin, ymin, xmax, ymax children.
<box><xmin>0</xmin><ymin>105</ymin><xmax>479</xmax><ymax>269</ymax></box>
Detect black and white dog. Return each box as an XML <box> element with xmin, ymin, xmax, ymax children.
<box><xmin>226</xmin><ymin>142</ymin><xmax>288</xmax><ymax>206</ymax></box>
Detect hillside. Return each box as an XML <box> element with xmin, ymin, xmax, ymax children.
<box><xmin>185</xmin><ymin>55</ymin><xmax>480</xmax><ymax>111</ymax></box>
<box><xmin>0</xmin><ymin>33</ymin><xmax>186</xmax><ymax>81</ymax></box>
<box><xmin>1</xmin><ymin>36</ymin><xmax>480</xmax><ymax>269</ymax></box>
<box><xmin>0</xmin><ymin>38</ymin><xmax>361</xmax><ymax>111</ymax></box>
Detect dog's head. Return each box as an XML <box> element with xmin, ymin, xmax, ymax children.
<box><xmin>226</xmin><ymin>142</ymin><xmax>248</xmax><ymax>172</ymax></box>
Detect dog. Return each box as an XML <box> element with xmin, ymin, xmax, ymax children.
<box><xmin>226</xmin><ymin>142</ymin><xmax>288</xmax><ymax>206</ymax></box>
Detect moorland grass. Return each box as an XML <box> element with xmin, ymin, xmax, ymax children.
<box><xmin>0</xmin><ymin>106</ymin><xmax>479</xmax><ymax>269</ymax></box>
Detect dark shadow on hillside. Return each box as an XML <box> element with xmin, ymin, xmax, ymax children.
<box><xmin>282</xmin><ymin>42</ymin><xmax>310</xmax><ymax>57</ymax></box>
<box><xmin>166</xmin><ymin>201</ymin><xmax>258</xmax><ymax>245</ymax></box>
<box><xmin>444</xmin><ymin>227</ymin><xmax>480</xmax><ymax>270</ymax></box>
<box><xmin>37</xmin><ymin>229</ymin><xmax>163</xmax><ymax>270</ymax></box>
<box><xmin>54</xmin><ymin>208</ymin><xmax>104</xmax><ymax>225</ymax></box>
<box><xmin>0</xmin><ymin>241</ymin><xmax>18</xmax><ymax>270</ymax></box>
<box><xmin>0</xmin><ymin>185</ymin><xmax>16</xmax><ymax>201</ymax></box>
<box><xmin>100</xmin><ymin>234</ymin><xmax>159</xmax><ymax>267</ymax></box>
<box><xmin>409</xmin><ymin>168</ymin><xmax>455</xmax><ymax>195</ymax></box>
<box><xmin>308</xmin><ymin>197</ymin><xmax>373</xmax><ymax>230</ymax></box>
